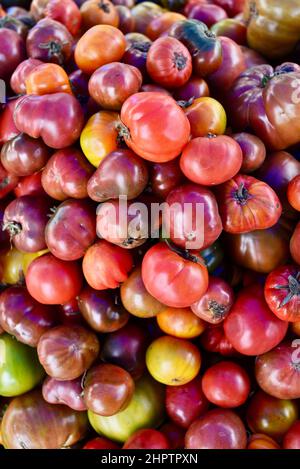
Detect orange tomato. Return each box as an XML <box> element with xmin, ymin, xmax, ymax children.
<box><xmin>157</xmin><ymin>307</ymin><xmax>206</xmax><ymax>339</ymax></box>
<box><xmin>75</xmin><ymin>25</ymin><xmax>126</xmax><ymax>75</ymax></box>
<box><xmin>25</xmin><ymin>63</ymin><xmax>72</xmax><ymax>95</ymax></box>
<box><xmin>80</xmin><ymin>0</ymin><xmax>119</xmax><ymax>31</ymax></box>
<box><xmin>184</xmin><ymin>97</ymin><xmax>227</xmax><ymax>137</ymax></box>
<box><xmin>291</xmin><ymin>321</ymin><xmax>300</xmax><ymax>336</ymax></box>
<box><xmin>247</xmin><ymin>434</ymin><xmax>280</xmax><ymax>449</ymax></box>
<box><xmin>146</xmin><ymin>12</ymin><xmax>186</xmax><ymax>40</ymax></box>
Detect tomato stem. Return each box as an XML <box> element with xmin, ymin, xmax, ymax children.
<box><xmin>164</xmin><ymin>239</ymin><xmax>202</xmax><ymax>264</ymax></box>
<box><xmin>2</xmin><ymin>220</ymin><xmax>22</xmax><ymax>238</ymax></box>
<box><xmin>176</xmin><ymin>97</ymin><xmax>194</xmax><ymax>109</ymax></box>
<box><xmin>274</xmin><ymin>273</ymin><xmax>300</xmax><ymax>307</ymax></box>
<box><xmin>233</xmin><ymin>183</ymin><xmax>249</xmax><ymax>205</ymax></box>
<box><xmin>208</xmin><ymin>300</ymin><xmax>227</xmax><ymax>320</ymax></box>
<box><xmin>39</xmin><ymin>41</ymin><xmax>67</xmax><ymax>65</ymax></box>
<box><xmin>173</xmin><ymin>52</ymin><xmax>187</xmax><ymax>71</ymax></box>
<box><xmin>98</xmin><ymin>0</ymin><xmax>110</xmax><ymax>13</ymax></box>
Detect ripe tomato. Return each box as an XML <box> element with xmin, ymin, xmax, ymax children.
<box><xmin>202</xmin><ymin>361</ymin><xmax>250</xmax><ymax>408</ymax></box>
<box><xmin>80</xmin><ymin>0</ymin><xmax>119</xmax><ymax>31</ymax></box>
<box><xmin>45</xmin><ymin>0</ymin><xmax>82</xmax><ymax>36</ymax></box>
<box><xmin>290</xmin><ymin>221</ymin><xmax>300</xmax><ymax>265</ymax></box>
<box><xmin>14</xmin><ymin>172</ymin><xmax>45</xmax><ymax>198</ymax></box>
<box><xmin>120</xmin><ymin>92</ymin><xmax>190</xmax><ymax>163</ymax></box>
<box><xmin>283</xmin><ymin>421</ymin><xmax>300</xmax><ymax>449</ymax></box>
<box><xmin>287</xmin><ymin>175</ymin><xmax>300</xmax><ymax>211</ymax></box>
<box><xmin>224</xmin><ymin>284</ymin><xmax>288</xmax><ymax>356</ymax></box>
<box><xmin>173</xmin><ymin>76</ymin><xmax>209</xmax><ymax>102</ymax></box>
<box><xmin>25</xmin><ymin>63</ymin><xmax>72</xmax><ymax>95</ymax></box>
<box><xmin>216</xmin><ymin>174</ymin><xmax>282</xmax><ymax>234</ymax></box>
<box><xmin>146</xmin><ymin>37</ymin><xmax>192</xmax><ymax>89</ymax></box>
<box><xmin>200</xmin><ymin>324</ymin><xmax>237</xmax><ymax>357</ymax></box>
<box><xmin>146</xmin><ymin>335</ymin><xmax>201</xmax><ymax>385</ymax></box>
<box><xmin>247</xmin><ymin>434</ymin><xmax>280</xmax><ymax>450</ymax></box>
<box><xmin>131</xmin><ymin>2</ymin><xmax>164</xmax><ymax>35</ymax></box>
<box><xmin>123</xmin><ymin>429</ymin><xmax>170</xmax><ymax>449</ymax></box>
<box><xmin>188</xmin><ymin>3</ymin><xmax>227</xmax><ymax>27</ymax></box>
<box><xmin>25</xmin><ymin>253</ymin><xmax>83</xmax><ymax>304</ymax></box>
<box><xmin>10</xmin><ymin>58</ymin><xmax>43</xmax><ymax>94</ymax></box>
<box><xmin>142</xmin><ymin>242</ymin><xmax>209</xmax><ymax>308</ymax></box>
<box><xmin>232</xmin><ymin>132</ymin><xmax>266</xmax><ymax>173</ymax></box>
<box><xmin>80</xmin><ymin>111</ymin><xmax>119</xmax><ymax>167</ymax></box>
<box><xmin>0</xmin><ymin>162</ymin><xmax>19</xmax><ymax>199</ymax></box>
<box><xmin>156</xmin><ymin>307</ymin><xmax>206</xmax><ymax>339</ymax></box>
<box><xmin>0</xmin><ymin>248</ymin><xmax>26</xmax><ymax>285</ymax></box>
<box><xmin>75</xmin><ymin>25</ymin><xmax>126</xmax><ymax>75</ymax></box>
<box><xmin>211</xmin><ymin>18</ymin><xmax>247</xmax><ymax>45</ymax></box>
<box><xmin>184</xmin><ymin>97</ymin><xmax>226</xmax><ymax>137</ymax></box>
<box><xmin>264</xmin><ymin>265</ymin><xmax>300</xmax><ymax>322</ymax></box>
<box><xmin>180</xmin><ymin>135</ymin><xmax>242</xmax><ymax>186</ymax></box>
<box><xmin>146</xmin><ymin>12</ymin><xmax>186</xmax><ymax>40</ymax></box>
<box><xmin>0</xmin><ymin>28</ymin><xmax>25</xmax><ymax>81</ymax></box>
<box><xmin>82</xmin><ymin>240</ymin><xmax>133</xmax><ymax>290</ymax></box>
<box><xmin>83</xmin><ymin>437</ymin><xmax>120</xmax><ymax>450</ymax></box>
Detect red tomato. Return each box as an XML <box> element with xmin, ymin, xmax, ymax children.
<box><xmin>180</xmin><ymin>135</ymin><xmax>242</xmax><ymax>185</ymax></box>
<box><xmin>248</xmin><ymin>434</ymin><xmax>280</xmax><ymax>450</ymax></box>
<box><xmin>120</xmin><ymin>92</ymin><xmax>190</xmax><ymax>162</ymax></box>
<box><xmin>290</xmin><ymin>222</ymin><xmax>300</xmax><ymax>265</ymax></box>
<box><xmin>283</xmin><ymin>421</ymin><xmax>300</xmax><ymax>449</ymax></box>
<box><xmin>82</xmin><ymin>240</ymin><xmax>133</xmax><ymax>290</ymax></box>
<box><xmin>200</xmin><ymin>324</ymin><xmax>237</xmax><ymax>357</ymax></box>
<box><xmin>14</xmin><ymin>172</ymin><xmax>45</xmax><ymax>198</ymax></box>
<box><xmin>224</xmin><ymin>284</ymin><xmax>288</xmax><ymax>356</ymax></box>
<box><xmin>10</xmin><ymin>58</ymin><xmax>43</xmax><ymax>95</ymax></box>
<box><xmin>83</xmin><ymin>437</ymin><xmax>120</xmax><ymax>449</ymax></box>
<box><xmin>146</xmin><ymin>37</ymin><xmax>192</xmax><ymax>89</ymax></box>
<box><xmin>232</xmin><ymin>132</ymin><xmax>266</xmax><ymax>173</ymax></box>
<box><xmin>45</xmin><ymin>0</ymin><xmax>82</xmax><ymax>36</ymax></box>
<box><xmin>141</xmin><ymin>242</ymin><xmax>209</xmax><ymax>308</ymax></box>
<box><xmin>264</xmin><ymin>265</ymin><xmax>300</xmax><ymax>322</ymax></box>
<box><xmin>0</xmin><ymin>98</ymin><xmax>21</xmax><ymax>146</ymax></box>
<box><xmin>25</xmin><ymin>254</ymin><xmax>83</xmax><ymax>305</ymax></box>
<box><xmin>0</xmin><ymin>162</ymin><xmax>19</xmax><ymax>199</ymax></box>
<box><xmin>287</xmin><ymin>175</ymin><xmax>300</xmax><ymax>211</ymax></box>
<box><xmin>216</xmin><ymin>174</ymin><xmax>282</xmax><ymax>234</ymax></box>
<box><xmin>123</xmin><ymin>429</ymin><xmax>170</xmax><ymax>449</ymax></box>
<box><xmin>202</xmin><ymin>361</ymin><xmax>250</xmax><ymax>408</ymax></box>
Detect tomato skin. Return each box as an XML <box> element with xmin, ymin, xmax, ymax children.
<box><xmin>146</xmin><ymin>12</ymin><xmax>185</xmax><ymax>40</ymax></box>
<box><xmin>89</xmin><ymin>62</ymin><xmax>142</xmax><ymax>110</ymax></box>
<box><xmin>200</xmin><ymin>324</ymin><xmax>236</xmax><ymax>356</ymax></box>
<box><xmin>180</xmin><ymin>135</ymin><xmax>242</xmax><ymax>186</ymax></box>
<box><xmin>123</xmin><ymin>429</ymin><xmax>170</xmax><ymax>449</ymax></box>
<box><xmin>83</xmin><ymin>240</ymin><xmax>133</xmax><ymax>290</ymax></box>
<box><xmin>131</xmin><ymin>2</ymin><xmax>164</xmax><ymax>35</ymax></box>
<box><xmin>232</xmin><ymin>132</ymin><xmax>266</xmax><ymax>173</ymax></box>
<box><xmin>216</xmin><ymin>174</ymin><xmax>282</xmax><ymax>234</ymax></box>
<box><xmin>173</xmin><ymin>76</ymin><xmax>209</xmax><ymax>102</ymax></box>
<box><xmin>14</xmin><ymin>172</ymin><xmax>45</xmax><ymax>198</ymax></box>
<box><xmin>290</xmin><ymin>221</ymin><xmax>300</xmax><ymax>265</ymax></box>
<box><xmin>202</xmin><ymin>361</ymin><xmax>250</xmax><ymax>408</ymax></box>
<box><xmin>80</xmin><ymin>0</ymin><xmax>119</xmax><ymax>31</ymax></box>
<box><xmin>264</xmin><ymin>265</ymin><xmax>300</xmax><ymax>322</ymax></box>
<box><xmin>120</xmin><ymin>92</ymin><xmax>190</xmax><ymax>163</ymax></box>
<box><xmin>14</xmin><ymin>93</ymin><xmax>84</xmax><ymax>150</ymax></box>
<box><xmin>157</xmin><ymin>307</ymin><xmax>206</xmax><ymax>339</ymax></box>
<box><xmin>0</xmin><ymin>98</ymin><xmax>22</xmax><ymax>146</ymax></box>
<box><xmin>188</xmin><ymin>3</ymin><xmax>227</xmax><ymax>27</ymax></box>
<box><xmin>116</xmin><ymin>6</ymin><xmax>135</xmax><ymax>35</ymax></box>
<box><xmin>184</xmin><ymin>97</ymin><xmax>226</xmax><ymax>137</ymax></box>
<box><xmin>287</xmin><ymin>175</ymin><xmax>300</xmax><ymax>211</ymax></box>
<box><xmin>149</xmin><ymin>159</ymin><xmax>183</xmax><ymax>199</ymax></box>
<box><xmin>83</xmin><ymin>437</ymin><xmax>120</xmax><ymax>449</ymax></box>
<box><xmin>283</xmin><ymin>421</ymin><xmax>300</xmax><ymax>449</ymax></box>
<box><xmin>146</xmin><ymin>37</ymin><xmax>192</xmax><ymax>89</ymax></box>
<box><xmin>42</xmin><ymin>376</ymin><xmax>87</xmax><ymax>411</ymax></box>
<box><xmin>123</xmin><ymin>32</ymin><xmax>152</xmax><ymax>78</ymax></box>
<box><xmin>146</xmin><ymin>335</ymin><xmax>201</xmax><ymax>386</ymax></box>
<box><xmin>45</xmin><ymin>0</ymin><xmax>82</xmax><ymax>36</ymax></box>
<box><xmin>211</xmin><ymin>18</ymin><xmax>247</xmax><ymax>45</ymax></box>
<box><xmin>10</xmin><ymin>58</ymin><xmax>42</xmax><ymax>94</ymax></box>
<box><xmin>0</xmin><ymin>162</ymin><xmax>19</xmax><ymax>199</ymax></box>
<box><xmin>26</xmin><ymin>253</ymin><xmax>83</xmax><ymax>305</ymax></box>
<box><xmin>248</xmin><ymin>434</ymin><xmax>280</xmax><ymax>450</ymax></box>
<box><xmin>75</xmin><ymin>25</ymin><xmax>126</xmax><ymax>75</ymax></box>
<box><xmin>224</xmin><ymin>284</ymin><xmax>288</xmax><ymax>356</ymax></box>
<box><xmin>25</xmin><ymin>63</ymin><xmax>72</xmax><ymax>95</ymax></box>
<box><xmin>0</xmin><ymin>28</ymin><xmax>26</xmax><ymax>82</ymax></box>
<box><xmin>142</xmin><ymin>242</ymin><xmax>209</xmax><ymax>308</ymax></box>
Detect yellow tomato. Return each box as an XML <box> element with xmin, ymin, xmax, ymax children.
<box><xmin>80</xmin><ymin>111</ymin><xmax>119</xmax><ymax>167</ymax></box>
<box><xmin>0</xmin><ymin>248</ymin><xmax>24</xmax><ymax>284</ymax></box>
<box><xmin>185</xmin><ymin>97</ymin><xmax>227</xmax><ymax>137</ymax></box>
<box><xmin>22</xmin><ymin>249</ymin><xmax>49</xmax><ymax>275</ymax></box>
<box><xmin>157</xmin><ymin>307</ymin><xmax>206</xmax><ymax>339</ymax></box>
<box><xmin>146</xmin><ymin>335</ymin><xmax>201</xmax><ymax>386</ymax></box>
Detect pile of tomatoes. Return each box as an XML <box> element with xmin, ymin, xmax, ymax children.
<box><xmin>0</xmin><ymin>0</ymin><xmax>300</xmax><ymax>451</ymax></box>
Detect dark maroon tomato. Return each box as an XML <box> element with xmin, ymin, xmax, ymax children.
<box><xmin>202</xmin><ymin>361</ymin><xmax>250</xmax><ymax>408</ymax></box>
<box><xmin>211</xmin><ymin>18</ymin><xmax>247</xmax><ymax>45</ymax></box>
<box><xmin>87</xmin><ymin>149</ymin><xmax>148</xmax><ymax>202</ymax></box>
<box><xmin>45</xmin><ymin>199</ymin><xmax>96</xmax><ymax>261</ymax></box>
<box><xmin>0</xmin><ymin>98</ymin><xmax>21</xmax><ymax>147</ymax></box>
<box><xmin>200</xmin><ymin>324</ymin><xmax>238</xmax><ymax>357</ymax></box>
<box><xmin>10</xmin><ymin>58</ymin><xmax>42</xmax><ymax>94</ymax></box>
<box><xmin>0</xmin><ymin>162</ymin><xmax>19</xmax><ymax>200</ymax></box>
<box><xmin>42</xmin><ymin>376</ymin><xmax>87</xmax><ymax>411</ymax></box>
<box><xmin>166</xmin><ymin>377</ymin><xmax>209</xmax><ymax>429</ymax></box>
<box><xmin>224</xmin><ymin>284</ymin><xmax>288</xmax><ymax>356</ymax></box>
<box><xmin>232</xmin><ymin>132</ymin><xmax>266</xmax><ymax>173</ymax></box>
<box><xmin>123</xmin><ymin>429</ymin><xmax>170</xmax><ymax>449</ymax></box>
<box><xmin>123</xmin><ymin>32</ymin><xmax>152</xmax><ymax>78</ymax></box>
<box><xmin>14</xmin><ymin>172</ymin><xmax>45</xmax><ymax>198</ymax></box>
<box><xmin>69</xmin><ymin>69</ymin><xmax>90</xmax><ymax>101</ymax></box>
<box><xmin>0</xmin><ymin>204</ymin><xmax>10</xmax><ymax>253</ymax></box>
<box><xmin>1</xmin><ymin>134</ymin><xmax>50</xmax><ymax>177</ymax></box>
<box><xmin>240</xmin><ymin>45</ymin><xmax>267</xmax><ymax>68</ymax></box>
<box><xmin>255</xmin><ymin>342</ymin><xmax>300</xmax><ymax>400</ymax></box>
<box><xmin>0</xmin><ymin>286</ymin><xmax>57</xmax><ymax>347</ymax></box>
<box><xmin>173</xmin><ymin>76</ymin><xmax>210</xmax><ymax>102</ymax></box>
<box><xmin>83</xmin><ymin>363</ymin><xmax>135</xmax><ymax>416</ymax></box>
<box><xmin>246</xmin><ymin>390</ymin><xmax>298</xmax><ymax>441</ymax></box>
<box><xmin>185</xmin><ymin>409</ymin><xmax>247</xmax><ymax>449</ymax></box>
<box><xmin>160</xmin><ymin>422</ymin><xmax>185</xmax><ymax>449</ymax></box>
<box><xmin>0</xmin><ymin>15</ymin><xmax>28</xmax><ymax>38</ymax></box>
<box><xmin>100</xmin><ymin>322</ymin><xmax>148</xmax><ymax>380</ymax></box>
<box><xmin>77</xmin><ymin>286</ymin><xmax>129</xmax><ymax>333</ymax></box>
<box><xmin>58</xmin><ymin>298</ymin><xmax>84</xmax><ymax>327</ymax></box>
<box><xmin>3</xmin><ymin>195</ymin><xmax>52</xmax><ymax>253</ymax></box>
<box><xmin>188</xmin><ymin>3</ymin><xmax>227</xmax><ymax>27</ymax></box>
<box><xmin>83</xmin><ymin>437</ymin><xmax>120</xmax><ymax>449</ymax></box>
<box><xmin>42</xmin><ymin>147</ymin><xmax>94</xmax><ymax>201</ymax></box>
<box><xmin>26</xmin><ymin>18</ymin><xmax>74</xmax><ymax>65</ymax></box>
<box><xmin>165</xmin><ymin>183</ymin><xmax>223</xmax><ymax>250</ymax></box>
<box><xmin>37</xmin><ymin>325</ymin><xmax>100</xmax><ymax>380</ymax></box>
<box><xmin>283</xmin><ymin>421</ymin><xmax>300</xmax><ymax>449</ymax></box>
<box><xmin>0</xmin><ymin>28</ymin><xmax>26</xmax><ymax>82</ymax></box>
<box><xmin>116</xmin><ymin>6</ymin><xmax>135</xmax><ymax>34</ymax></box>
<box><xmin>149</xmin><ymin>159</ymin><xmax>183</xmax><ymax>199</ymax></box>
<box><xmin>191</xmin><ymin>276</ymin><xmax>234</xmax><ymax>324</ymax></box>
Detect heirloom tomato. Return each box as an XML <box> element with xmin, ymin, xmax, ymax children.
<box><xmin>173</xmin><ymin>76</ymin><xmax>209</xmax><ymax>102</ymax></box>
<box><xmin>283</xmin><ymin>421</ymin><xmax>300</xmax><ymax>449</ymax></box>
<box><xmin>123</xmin><ymin>429</ymin><xmax>170</xmax><ymax>449</ymax></box>
<box><xmin>232</xmin><ymin>132</ymin><xmax>266</xmax><ymax>173</ymax></box>
<box><xmin>211</xmin><ymin>18</ymin><xmax>247</xmax><ymax>45</ymax></box>
<box><xmin>80</xmin><ymin>0</ymin><xmax>119</xmax><ymax>31</ymax></box>
<box><xmin>0</xmin><ymin>162</ymin><xmax>19</xmax><ymax>199</ymax></box>
<box><xmin>183</xmin><ymin>97</ymin><xmax>226</xmax><ymax>137</ymax></box>
<box><xmin>42</xmin><ymin>376</ymin><xmax>87</xmax><ymax>411</ymax></box>
<box><xmin>146</xmin><ymin>12</ymin><xmax>186</xmax><ymax>40</ymax></box>
<box><xmin>149</xmin><ymin>159</ymin><xmax>183</xmax><ymax>199</ymax></box>
<box><xmin>188</xmin><ymin>3</ymin><xmax>227</xmax><ymax>27</ymax></box>
<box><xmin>0</xmin><ymin>28</ymin><xmax>26</xmax><ymax>82</ymax></box>
<box><xmin>0</xmin><ymin>98</ymin><xmax>21</xmax><ymax>146</ymax></box>
<box><xmin>287</xmin><ymin>175</ymin><xmax>300</xmax><ymax>211</ymax></box>
<box><xmin>45</xmin><ymin>0</ymin><xmax>81</xmax><ymax>36</ymax></box>
<box><xmin>290</xmin><ymin>222</ymin><xmax>300</xmax><ymax>265</ymax></box>
<box><xmin>247</xmin><ymin>434</ymin><xmax>280</xmax><ymax>450</ymax></box>
<box><xmin>25</xmin><ymin>63</ymin><xmax>72</xmax><ymax>95</ymax></box>
<box><xmin>156</xmin><ymin>307</ymin><xmax>206</xmax><ymax>339</ymax></box>
<box><xmin>131</xmin><ymin>2</ymin><xmax>164</xmax><ymax>35</ymax></box>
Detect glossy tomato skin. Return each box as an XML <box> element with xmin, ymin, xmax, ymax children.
<box><xmin>123</xmin><ymin>32</ymin><xmax>152</xmax><ymax>78</ymax></box>
<box><xmin>14</xmin><ymin>172</ymin><xmax>45</xmax><ymax>198</ymax></box>
<box><xmin>26</xmin><ymin>253</ymin><xmax>83</xmax><ymax>304</ymax></box>
<box><xmin>83</xmin><ymin>437</ymin><xmax>120</xmax><ymax>449</ymax></box>
<box><xmin>165</xmin><ymin>184</ymin><xmax>223</xmax><ymax>250</ymax></box>
<box><xmin>0</xmin><ymin>286</ymin><xmax>57</xmax><ymax>347</ymax></box>
<box><xmin>0</xmin><ymin>162</ymin><xmax>19</xmax><ymax>199</ymax></box>
<box><xmin>83</xmin><ymin>240</ymin><xmax>133</xmax><ymax>290</ymax></box>
<box><xmin>0</xmin><ymin>28</ymin><xmax>26</xmax><ymax>82</ymax></box>
<box><xmin>180</xmin><ymin>135</ymin><xmax>242</xmax><ymax>186</ymax></box>
<box><xmin>290</xmin><ymin>221</ymin><xmax>300</xmax><ymax>265</ymax></box>
<box><xmin>45</xmin><ymin>199</ymin><xmax>96</xmax><ymax>261</ymax></box>
<box><xmin>264</xmin><ymin>265</ymin><xmax>300</xmax><ymax>322</ymax></box>
<box><xmin>37</xmin><ymin>325</ymin><xmax>100</xmax><ymax>380</ymax></box>
<box><xmin>45</xmin><ymin>0</ymin><xmax>82</xmax><ymax>36</ymax></box>
<box><xmin>146</xmin><ymin>37</ymin><xmax>192</xmax><ymax>89</ymax></box>
<box><xmin>78</xmin><ymin>286</ymin><xmax>129</xmax><ymax>332</ymax></box>
<box><xmin>188</xmin><ymin>3</ymin><xmax>227</xmax><ymax>27</ymax></box>
<box><xmin>211</xmin><ymin>18</ymin><xmax>247</xmax><ymax>45</ymax></box>
<box><xmin>168</xmin><ymin>19</ymin><xmax>222</xmax><ymax>77</ymax></box>
<box><xmin>131</xmin><ymin>2</ymin><xmax>163</xmax><ymax>35</ymax></box>
<box><xmin>156</xmin><ymin>307</ymin><xmax>206</xmax><ymax>339</ymax></box>
<box><xmin>120</xmin><ymin>92</ymin><xmax>190</xmax><ymax>163</ymax></box>
<box><xmin>247</xmin><ymin>434</ymin><xmax>280</xmax><ymax>450</ymax></box>
<box><xmin>116</xmin><ymin>6</ymin><xmax>135</xmax><ymax>35</ymax></box>
<box><xmin>185</xmin><ymin>409</ymin><xmax>247</xmax><ymax>449</ymax></box>
<box><xmin>232</xmin><ymin>132</ymin><xmax>266</xmax><ymax>173</ymax></box>
<box><xmin>10</xmin><ymin>58</ymin><xmax>42</xmax><ymax>94</ymax></box>
<box><xmin>173</xmin><ymin>76</ymin><xmax>209</xmax><ymax>102</ymax></box>
<box><xmin>123</xmin><ymin>429</ymin><xmax>170</xmax><ymax>449</ymax></box>
<box><xmin>166</xmin><ymin>377</ymin><xmax>209</xmax><ymax>429</ymax></box>
<box><xmin>216</xmin><ymin>174</ymin><xmax>282</xmax><ymax>234</ymax></box>
<box><xmin>146</xmin><ymin>12</ymin><xmax>185</xmax><ymax>40</ymax></box>
<box><xmin>160</xmin><ymin>422</ymin><xmax>185</xmax><ymax>449</ymax></box>
<box><xmin>142</xmin><ymin>242</ymin><xmax>209</xmax><ymax>308</ymax></box>
<box><xmin>283</xmin><ymin>421</ymin><xmax>300</xmax><ymax>449</ymax></box>
<box><xmin>75</xmin><ymin>25</ymin><xmax>126</xmax><ymax>75</ymax></box>
<box><xmin>42</xmin><ymin>376</ymin><xmax>86</xmax><ymax>411</ymax></box>
<box><xmin>4</xmin><ymin>195</ymin><xmax>52</xmax><ymax>253</ymax></box>
<box><xmin>183</xmin><ymin>96</ymin><xmax>227</xmax><ymax>137</ymax></box>
<box><xmin>255</xmin><ymin>342</ymin><xmax>300</xmax><ymax>400</ymax></box>
<box><xmin>89</xmin><ymin>62</ymin><xmax>142</xmax><ymax>110</ymax></box>
<box><xmin>26</xmin><ymin>18</ymin><xmax>73</xmax><ymax>65</ymax></box>
<box><xmin>14</xmin><ymin>93</ymin><xmax>84</xmax><ymax>150</ymax></box>
<box><xmin>246</xmin><ymin>390</ymin><xmax>298</xmax><ymax>441</ymax></box>
<box><xmin>80</xmin><ymin>0</ymin><xmax>119</xmax><ymax>31</ymax></box>
<box><xmin>0</xmin><ymin>98</ymin><xmax>21</xmax><ymax>146</ymax></box>
<box><xmin>87</xmin><ymin>149</ymin><xmax>148</xmax><ymax>202</ymax></box>
<box><xmin>224</xmin><ymin>284</ymin><xmax>288</xmax><ymax>356</ymax></box>
<box><xmin>41</xmin><ymin>147</ymin><xmax>94</xmax><ymax>201</ymax></box>
<box><xmin>191</xmin><ymin>276</ymin><xmax>234</xmax><ymax>324</ymax></box>
<box><xmin>149</xmin><ymin>159</ymin><xmax>183</xmax><ymax>200</ymax></box>
<box><xmin>287</xmin><ymin>175</ymin><xmax>300</xmax><ymax>211</ymax></box>
<box><xmin>202</xmin><ymin>361</ymin><xmax>250</xmax><ymax>408</ymax></box>
<box><xmin>25</xmin><ymin>63</ymin><xmax>72</xmax><ymax>95</ymax></box>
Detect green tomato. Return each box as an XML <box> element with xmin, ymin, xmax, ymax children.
<box><xmin>0</xmin><ymin>334</ymin><xmax>44</xmax><ymax>397</ymax></box>
<box><xmin>88</xmin><ymin>374</ymin><xmax>165</xmax><ymax>442</ymax></box>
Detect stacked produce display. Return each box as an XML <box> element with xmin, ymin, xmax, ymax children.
<box><xmin>0</xmin><ymin>0</ymin><xmax>300</xmax><ymax>450</ymax></box>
